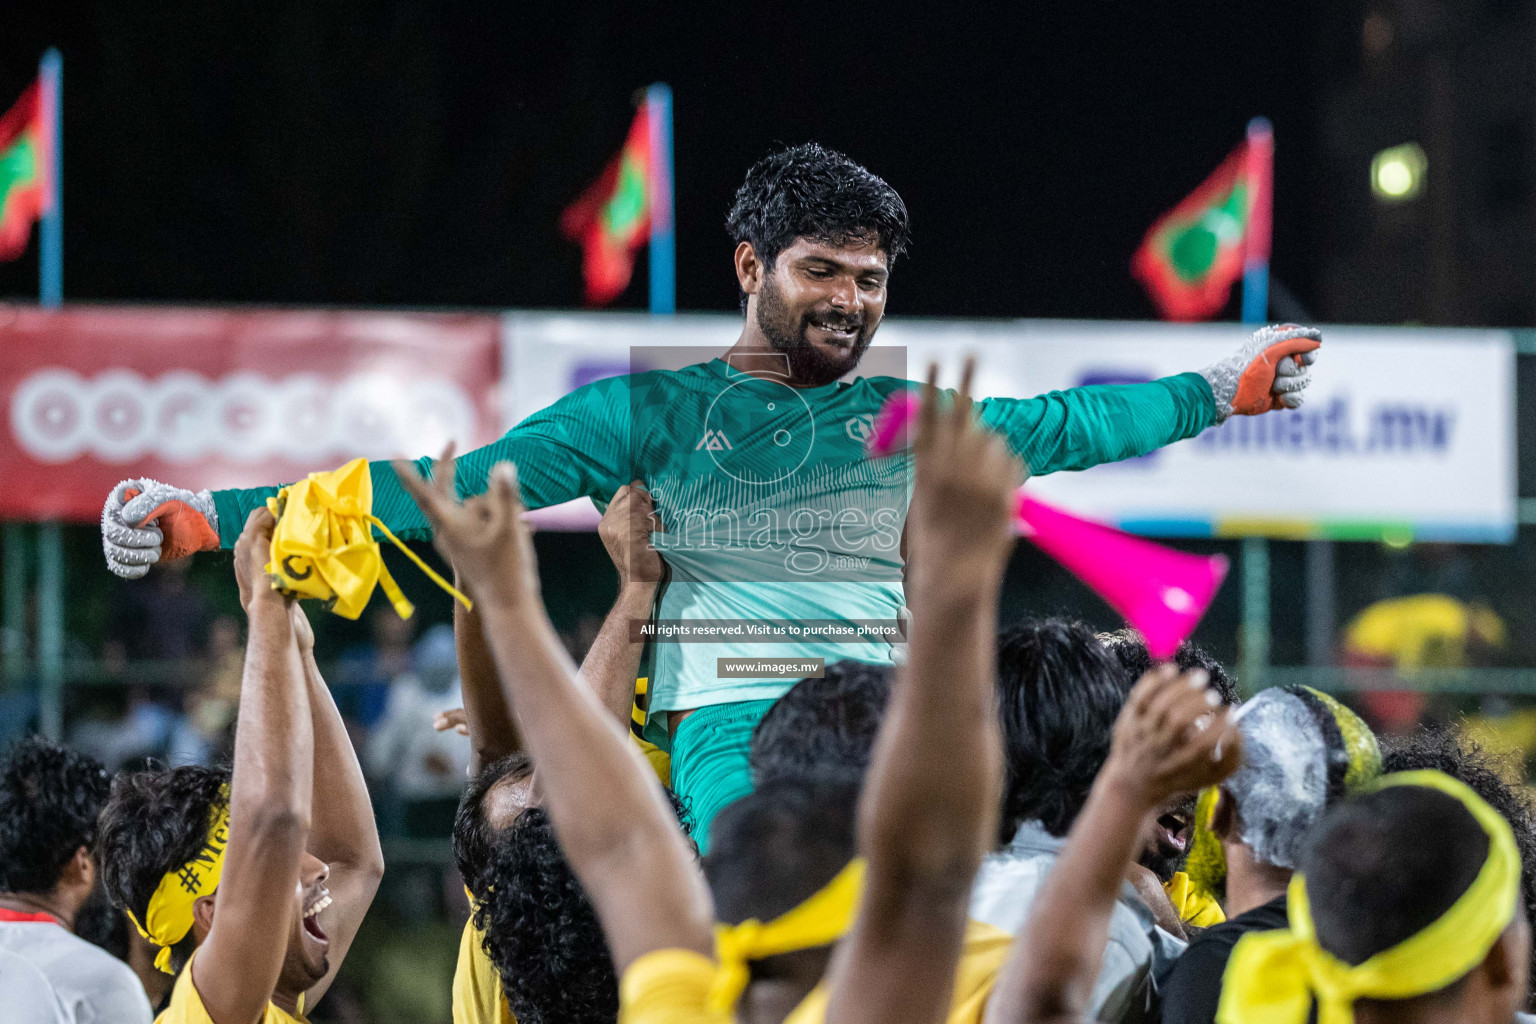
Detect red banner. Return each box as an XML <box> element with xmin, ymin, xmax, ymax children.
<box><xmin>0</xmin><ymin>305</ymin><xmax>503</xmax><ymax>521</ymax></box>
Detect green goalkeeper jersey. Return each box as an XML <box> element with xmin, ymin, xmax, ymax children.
<box><xmin>213</xmin><ymin>359</ymin><xmax>1216</xmax><ymax>732</ymax></box>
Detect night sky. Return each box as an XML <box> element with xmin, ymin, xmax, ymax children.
<box><xmin>1</xmin><ymin>1</ymin><xmax>1329</xmax><ymax>319</ymax></box>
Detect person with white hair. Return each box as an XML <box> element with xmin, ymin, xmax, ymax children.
<box><xmin>1159</xmin><ymin>685</ymin><xmax>1383</xmax><ymax>1024</ymax></box>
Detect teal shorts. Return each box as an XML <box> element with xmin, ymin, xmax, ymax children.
<box><xmin>668</xmin><ymin>698</ymin><xmax>778</xmax><ymax>854</ymax></box>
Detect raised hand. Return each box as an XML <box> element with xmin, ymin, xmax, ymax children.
<box><xmin>598</xmin><ymin>481</ymin><xmax>663</xmax><ymax>586</ymax></box>
<box><xmin>232</xmin><ymin>508</ymin><xmax>283</xmax><ymax>615</ymax></box>
<box><xmin>829</xmin><ymin>359</ymin><xmax>1018</xmax><ymax>1024</ymax></box>
<box><xmin>432</xmin><ymin>707</ymin><xmax>470</xmax><ymax>736</ymax></box>
<box><xmin>394</xmin><ymin>447</ymin><xmax>539</xmax><ymax>609</ymax></box>
<box><xmin>1198</xmin><ymin>323</ymin><xmax>1321</xmax><ymax>421</ymax></box>
<box><xmin>1100</xmin><ymin>664</ymin><xmax>1242</xmax><ymax>808</ymax></box>
<box><xmin>101</xmin><ymin>478</ymin><xmax>219</xmax><ymax>578</ymax></box>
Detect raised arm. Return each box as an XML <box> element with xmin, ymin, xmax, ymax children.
<box><xmin>825</xmin><ymin>362</ymin><xmax>1021</xmax><ymax>1024</ymax></box>
<box><xmin>397</xmin><ymin>454</ymin><xmax>713</xmax><ymax>970</ymax></box>
<box><xmin>579</xmin><ymin>481</ymin><xmax>664</xmax><ymax>726</ymax></box>
<box><xmin>976</xmin><ymin>324</ymin><xmax>1320</xmax><ymax>476</ymax></box>
<box><xmin>195</xmin><ymin>509</ymin><xmax>313</xmax><ymax>1024</ymax></box>
<box><xmin>450</xmin><ymin>569</ymin><xmax>523</xmax><ymax>773</ymax></box>
<box><xmin>102</xmin><ymin>373</ymin><xmax>639</xmax><ymax>580</ymax></box>
<box><xmin>438</xmin><ymin>479</ymin><xmax>661</xmax><ymax>766</ymax></box>
<box><xmin>289</xmin><ymin>603</ymin><xmax>385</xmax><ymax>1009</ymax></box>
<box><xmin>983</xmin><ymin>667</ymin><xmax>1241</xmax><ymax>1024</ymax></box>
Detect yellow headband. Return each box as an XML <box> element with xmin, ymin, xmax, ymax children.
<box><xmin>266</xmin><ymin>457</ymin><xmax>470</xmax><ymax>620</ymax></box>
<box><xmin>1216</xmin><ymin>770</ymin><xmax>1521</xmax><ymax>1024</ymax></box>
<box><xmin>124</xmin><ymin>787</ymin><xmax>231</xmax><ymax>974</ymax></box>
<box><xmin>707</xmin><ymin>858</ymin><xmax>866</xmax><ymax>1013</ymax></box>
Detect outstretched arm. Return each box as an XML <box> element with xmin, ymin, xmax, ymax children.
<box><xmin>398</xmin><ymin>455</ymin><xmax>713</xmax><ymax>971</ymax></box>
<box><xmin>825</xmin><ymin>362</ymin><xmax>1021</xmax><ymax>1024</ymax></box>
<box><xmin>978</xmin><ymin>375</ymin><xmax>1214</xmax><ymax>475</ymax></box>
<box><xmin>290</xmin><ymin>603</ymin><xmax>385</xmax><ymax>1009</ymax></box>
<box><xmin>977</xmin><ymin>324</ymin><xmax>1320</xmax><ymax>476</ymax></box>
<box><xmin>983</xmin><ymin>667</ymin><xmax>1241</xmax><ymax>1024</ymax></box>
<box><xmin>103</xmin><ymin>372</ymin><xmax>643</xmax><ymax>578</ymax></box>
<box><xmin>196</xmin><ymin>510</ymin><xmax>313</xmax><ymax>1024</ymax></box>
<box><xmin>209</xmin><ymin>373</ymin><xmax>639</xmax><ymax>548</ymax></box>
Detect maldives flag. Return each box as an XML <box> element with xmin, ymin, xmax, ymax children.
<box><xmin>0</xmin><ymin>78</ymin><xmax>54</xmax><ymax>262</ymax></box>
<box><xmin>562</xmin><ymin>104</ymin><xmax>657</xmax><ymax>306</ymax></box>
<box><xmin>1132</xmin><ymin>130</ymin><xmax>1272</xmax><ymax>321</ymax></box>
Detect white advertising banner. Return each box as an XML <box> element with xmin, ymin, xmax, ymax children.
<box><xmin>503</xmin><ymin>313</ymin><xmax>1516</xmax><ymax>542</ymax></box>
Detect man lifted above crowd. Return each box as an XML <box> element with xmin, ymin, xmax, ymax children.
<box><xmin>102</xmin><ymin>142</ymin><xmax>1323</xmax><ymax>848</ymax></box>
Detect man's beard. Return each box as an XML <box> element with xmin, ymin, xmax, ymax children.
<box><xmin>755</xmin><ymin>276</ymin><xmax>874</xmax><ymax>387</ymax></box>
<box><xmin>1139</xmin><ymin>843</ymin><xmax>1187</xmax><ymax>885</ymax></box>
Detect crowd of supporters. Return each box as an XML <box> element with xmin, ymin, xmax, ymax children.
<box><xmin>1</xmin><ymin>366</ymin><xmax>1534</xmax><ymax>1024</ymax></box>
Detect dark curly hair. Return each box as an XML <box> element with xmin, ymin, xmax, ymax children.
<box><xmin>725</xmin><ymin>143</ymin><xmax>910</xmax><ymax>308</ymax></box>
<box><xmin>453</xmin><ymin>752</ymin><xmax>535</xmax><ymax>901</ymax></box>
<box><xmin>97</xmin><ymin>763</ymin><xmax>230</xmax><ymax>974</ymax></box>
<box><xmin>1382</xmin><ymin>726</ymin><xmax>1536</xmax><ymax>1004</ymax></box>
<box><xmin>996</xmin><ymin>618</ymin><xmax>1136</xmax><ymax>840</ymax></box>
<box><xmin>475</xmin><ymin>789</ymin><xmax>692</xmax><ymax>1024</ymax></box>
<box><xmin>0</xmin><ymin>736</ymin><xmax>111</xmax><ymax>895</ymax></box>
<box><xmin>1097</xmin><ymin>629</ymin><xmax>1241</xmax><ymax>707</ymax></box>
<box><xmin>749</xmin><ymin>661</ymin><xmax>893</xmax><ymax>789</ymax></box>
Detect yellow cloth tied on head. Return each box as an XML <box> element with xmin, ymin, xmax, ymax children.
<box><xmin>1216</xmin><ymin>770</ymin><xmax>1521</xmax><ymax>1024</ymax></box>
<box><xmin>707</xmin><ymin>858</ymin><xmax>866</xmax><ymax>1014</ymax></box>
<box><xmin>124</xmin><ymin>786</ymin><xmax>231</xmax><ymax>974</ymax></box>
<box><xmin>265</xmin><ymin>457</ymin><xmax>470</xmax><ymax>620</ymax></box>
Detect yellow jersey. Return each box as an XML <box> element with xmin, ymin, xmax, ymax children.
<box><xmin>453</xmin><ymin>914</ymin><xmax>517</xmax><ymax>1024</ymax></box>
<box><xmin>633</xmin><ymin>677</ymin><xmax>672</xmax><ymax>785</ymax></box>
<box><xmin>618</xmin><ymin>920</ymin><xmax>1013</xmax><ymax>1024</ymax></box>
<box><xmin>155</xmin><ymin>951</ymin><xmax>306</xmax><ymax>1024</ymax></box>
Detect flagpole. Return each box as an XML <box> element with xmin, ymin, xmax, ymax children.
<box><xmin>645</xmin><ymin>82</ymin><xmax>675</xmax><ymax>315</ymax></box>
<box><xmin>1239</xmin><ymin>116</ymin><xmax>1274</xmax><ymax>694</ymax></box>
<box><xmin>36</xmin><ymin>48</ymin><xmax>64</xmax><ymax>740</ymax></box>
<box><xmin>1239</xmin><ymin>117</ymin><xmax>1272</xmax><ymax>324</ymax></box>
<box><xmin>39</xmin><ymin>49</ymin><xmax>62</xmax><ymax>306</ymax></box>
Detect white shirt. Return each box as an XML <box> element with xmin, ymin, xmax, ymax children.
<box><xmin>969</xmin><ymin>821</ymin><xmax>1186</xmax><ymax>1024</ymax></box>
<box><xmin>0</xmin><ymin>919</ymin><xmax>152</xmax><ymax>1024</ymax></box>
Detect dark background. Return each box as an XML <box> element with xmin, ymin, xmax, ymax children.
<box><xmin>0</xmin><ymin>1</ymin><xmax>1328</xmax><ymax>319</ymax></box>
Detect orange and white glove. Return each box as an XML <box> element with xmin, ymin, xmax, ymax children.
<box><xmin>1198</xmin><ymin>323</ymin><xmax>1322</xmax><ymax>422</ymax></box>
<box><xmin>101</xmin><ymin>479</ymin><xmax>219</xmax><ymax>579</ymax></box>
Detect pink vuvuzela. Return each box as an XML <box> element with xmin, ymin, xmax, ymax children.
<box><xmin>1016</xmin><ymin>493</ymin><xmax>1228</xmax><ymax>660</ymax></box>
<box><xmin>867</xmin><ymin>390</ymin><xmax>1228</xmax><ymax>657</ymax></box>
